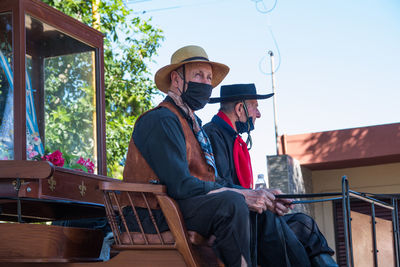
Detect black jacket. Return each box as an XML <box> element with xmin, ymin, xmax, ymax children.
<box><xmin>204</xmin><ymin>115</ymin><xmax>243</xmax><ymax>189</ymax></box>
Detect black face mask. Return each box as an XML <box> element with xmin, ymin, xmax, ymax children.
<box><xmin>235</xmin><ymin>118</ymin><xmax>254</xmax><ymax>134</ymax></box>
<box><xmin>235</xmin><ymin>101</ymin><xmax>254</xmax><ymax>149</ymax></box>
<box><xmin>181</xmin><ymin>81</ymin><xmax>213</xmax><ymax>111</ymax></box>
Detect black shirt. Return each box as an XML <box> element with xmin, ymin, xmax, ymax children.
<box><xmin>132</xmin><ymin>97</ymin><xmax>223</xmax><ymax>200</ymax></box>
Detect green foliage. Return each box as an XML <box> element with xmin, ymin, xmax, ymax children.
<box><xmin>42</xmin><ymin>0</ymin><xmax>164</xmax><ymax>178</ymax></box>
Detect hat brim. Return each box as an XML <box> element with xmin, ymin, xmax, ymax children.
<box><xmin>208</xmin><ymin>93</ymin><xmax>274</xmax><ymax>104</ymax></box>
<box><xmin>155</xmin><ymin>60</ymin><xmax>229</xmax><ymax>93</ymax></box>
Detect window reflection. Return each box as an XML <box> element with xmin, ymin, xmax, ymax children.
<box><xmin>43</xmin><ymin>52</ymin><xmax>96</xmax><ymax>165</ymax></box>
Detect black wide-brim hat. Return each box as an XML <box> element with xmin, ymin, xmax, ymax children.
<box><xmin>209</xmin><ymin>83</ymin><xmax>274</xmax><ymax>103</ymax></box>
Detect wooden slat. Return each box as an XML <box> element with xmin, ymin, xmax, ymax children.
<box><xmin>95</xmin><ymin>250</ymin><xmax>187</xmax><ymax>267</ymax></box>
<box><xmin>0</xmin><ymin>257</ymin><xmax>102</xmax><ymax>263</ymax></box>
<box><xmin>0</xmin><ymin>160</ymin><xmax>54</xmax><ymax>179</ymax></box>
<box><xmin>99</xmin><ymin>181</ymin><xmax>166</xmax><ymax>193</ymax></box>
<box><xmin>113</xmin><ymin>245</ymin><xmax>176</xmax><ymax>250</ymax></box>
<box><xmin>0</xmin><ymin>223</ymin><xmax>103</xmax><ymax>260</ymax></box>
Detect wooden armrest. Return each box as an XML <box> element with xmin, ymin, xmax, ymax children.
<box><xmin>0</xmin><ymin>160</ymin><xmax>54</xmax><ymax>179</ymax></box>
<box><xmin>99</xmin><ymin>181</ymin><xmax>167</xmax><ymax>194</ymax></box>
<box><xmin>155</xmin><ymin>194</ymin><xmax>198</xmax><ymax>265</ymax></box>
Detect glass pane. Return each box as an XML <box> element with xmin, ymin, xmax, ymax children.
<box><xmin>26</xmin><ymin>55</ymin><xmax>44</xmax><ymax>160</ymax></box>
<box><xmin>26</xmin><ymin>15</ymin><xmax>97</xmax><ymax>173</ymax></box>
<box><xmin>0</xmin><ymin>12</ymin><xmax>13</xmax><ymax>160</ymax></box>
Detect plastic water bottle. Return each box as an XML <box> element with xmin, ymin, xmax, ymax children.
<box><xmin>255</xmin><ymin>174</ymin><xmax>267</xmax><ymax>189</ymax></box>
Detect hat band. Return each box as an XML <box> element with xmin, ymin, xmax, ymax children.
<box><xmin>181</xmin><ymin>56</ymin><xmax>209</xmax><ymax>63</ymax></box>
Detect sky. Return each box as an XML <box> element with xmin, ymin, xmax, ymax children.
<box><xmin>126</xmin><ymin>0</ymin><xmax>400</xmax><ymax>181</ymax></box>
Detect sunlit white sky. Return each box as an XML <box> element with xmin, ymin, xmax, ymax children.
<box><xmin>127</xmin><ymin>0</ymin><xmax>400</xmax><ymax>180</ymax></box>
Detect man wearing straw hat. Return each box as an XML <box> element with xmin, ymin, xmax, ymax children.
<box><xmin>123</xmin><ymin>45</ymin><xmax>308</xmax><ymax>266</ymax></box>
<box><xmin>204</xmin><ymin>83</ymin><xmax>338</xmax><ymax>267</ymax></box>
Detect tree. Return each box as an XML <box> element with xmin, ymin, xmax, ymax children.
<box><xmin>42</xmin><ymin>0</ymin><xmax>164</xmax><ymax>178</ymax></box>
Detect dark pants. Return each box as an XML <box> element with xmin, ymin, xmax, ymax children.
<box><xmin>178</xmin><ymin>191</ymin><xmax>334</xmax><ymax>267</ymax></box>
<box><xmin>178</xmin><ymin>191</ymin><xmax>251</xmax><ymax>267</ymax></box>
<box><xmin>283</xmin><ymin>213</ymin><xmax>334</xmax><ymax>258</ymax></box>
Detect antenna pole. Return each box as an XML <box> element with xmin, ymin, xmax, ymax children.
<box><xmin>268</xmin><ymin>51</ymin><xmax>279</xmax><ymax>155</ymax></box>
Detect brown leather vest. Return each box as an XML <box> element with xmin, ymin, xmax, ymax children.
<box><xmin>123</xmin><ymin>101</ymin><xmax>215</xmax><ymax>185</ymax></box>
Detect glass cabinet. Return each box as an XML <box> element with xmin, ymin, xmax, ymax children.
<box><xmin>0</xmin><ymin>0</ymin><xmax>105</xmax><ymax>174</ymax></box>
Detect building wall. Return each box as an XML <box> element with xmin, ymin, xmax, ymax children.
<box><xmin>310</xmin><ymin>162</ymin><xmax>400</xmax><ymax>257</ymax></box>
<box><xmin>279</xmin><ymin>123</ymin><xmax>400</xmax><ymax>170</ymax></box>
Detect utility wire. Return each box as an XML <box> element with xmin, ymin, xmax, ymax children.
<box><xmin>251</xmin><ymin>0</ymin><xmax>282</xmax><ymax>155</ymax></box>
<box><xmin>128</xmin><ymin>0</ymin><xmax>227</xmax><ymax>14</ymax></box>
<box><xmin>251</xmin><ymin>0</ymin><xmax>281</xmax><ymax>75</ymax></box>
<box><xmin>259</xmin><ymin>25</ymin><xmax>281</xmax><ymax>75</ymax></box>
<box><xmin>251</xmin><ymin>0</ymin><xmax>278</xmax><ymax>14</ymax></box>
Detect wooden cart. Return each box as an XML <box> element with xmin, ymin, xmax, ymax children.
<box><xmin>0</xmin><ymin>1</ymin><xmax>398</xmax><ymax>266</ymax></box>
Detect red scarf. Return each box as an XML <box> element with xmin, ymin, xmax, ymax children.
<box><xmin>217</xmin><ymin>111</ymin><xmax>253</xmax><ymax>189</ymax></box>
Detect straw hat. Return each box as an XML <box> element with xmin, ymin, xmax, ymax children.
<box><xmin>154</xmin><ymin>45</ymin><xmax>230</xmax><ymax>93</ymax></box>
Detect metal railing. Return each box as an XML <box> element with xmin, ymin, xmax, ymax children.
<box><xmin>277</xmin><ymin>176</ymin><xmax>400</xmax><ymax>267</ymax></box>
<box><xmin>342</xmin><ymin>176</ymin><xmax>399</xmax><ymax>267</ymax></box>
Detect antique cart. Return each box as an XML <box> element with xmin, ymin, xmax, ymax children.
<box><xmin>0</xmin><ymin>1</ymin><xmax>399</xmax><ymax>267</ymax></box>
<box><xmin>0</xmin><ymin>0</ymin><xmax>111</xmax><ymax>264</ymax></box>
<box><xmin>0</xmin><ymin>1</ymin><xmax>219</xmax><ymax>266</ymax></box>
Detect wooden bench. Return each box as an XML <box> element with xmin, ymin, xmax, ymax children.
<box><xmin>99</xmin><ymin>181</ymin><xmax>223</xmax><ymax>267</ymax></box>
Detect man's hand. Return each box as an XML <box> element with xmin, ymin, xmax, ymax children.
<box><xmin>207</xmin><ymin>187</ymin><xmax>293</xmax><ymax>215</ymax></box>
<box><xmin>240</xmin><ymin>189</ymin><xmax>276</xmax><ymax>214</ymax></box>
<box><xmin>266</xmin><ymin>188</ymin><xmax>294</xmax><ymax>216</ymax></box>
<box><xmin>207</xmin><ymin>187</ymin><xmax>275</xmax><ymax>214</ymax></box>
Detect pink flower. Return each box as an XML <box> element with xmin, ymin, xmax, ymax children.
<box><xmin>76</xmin><ymin>157</ymin><xmax>95</xmax><ymax>173</ymax></box>
<box><xmin>43</xmin><ymin>150</ymin><xmax>65</xmax><ymax>167</ymax></box>
<box><xmin>85</xmin><ymin>160</ymin><xmax>95</xmax><ymax>173</ymax></box>
<box><xmin>28</xmin><ymin>151</ymin><xmax>38</xmax><ymax>159</ymax></box>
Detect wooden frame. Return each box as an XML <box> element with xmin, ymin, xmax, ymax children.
<box><xmin>0</xmin><ymin>160</ymin><xmax>222</xmax><ymax>266</ymax></box>
<box><xmin>0</xmin><ymin>161</ymin><xmax>115</xmax><ymax>222</ymax></box>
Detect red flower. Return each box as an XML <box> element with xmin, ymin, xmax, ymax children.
<box><xmin>77</xmin><ymin>157</ymin><xmax>86</xmax><ymax>165</ymax></box>
<box><xmin>42</xmin><ymin>150</ymin><xmax>65</xmax><ymax>167</ymax></box>
<box><xmin>76</xmin><ymin>157</ymin><xmax>94</xmax><ymax>173</ymax></box>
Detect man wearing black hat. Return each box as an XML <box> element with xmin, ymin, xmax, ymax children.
<box><xmin>204</xmin><ymin>83</ymin><xmax>338</xmax><ymax>267</ymax></box>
